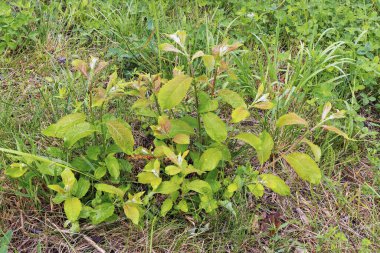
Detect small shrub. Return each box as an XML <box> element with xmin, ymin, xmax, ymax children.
<box><xmin>0</xmin><ymin>31</ymin><xmax>350</xmax><ymax>231</ymax></box>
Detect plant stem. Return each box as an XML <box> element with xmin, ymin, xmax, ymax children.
<box><xmin>192</xmin><ymin>80</ymin><xmax>202</xmax><ymax>144</ymax></box>
<box><xmin>87</xmin><ymin>74</ymin><xmax>98</xmax><ymax>146</ymax></box>
<box><xmin>211</xmin><ymin>67</ymin><xmax>218</xmax><ymax>97</ymax></box>
<box><xmin>152</xmin><ymin>2</ymin><xmax>162</xmax><ymax>72</ymax></box>
<box><xmin>188</xmin><ymin>61</ymin><xmax>202</xmax><ymax>144</ymax></box>
<box><xmin>100</xmin><ymin>103</ymin><xmax>107</xmax><ymax>152</ymax></box>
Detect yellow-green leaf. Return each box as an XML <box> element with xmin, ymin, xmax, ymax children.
<box><xmin>199</xmin><ymin>148</ymin><xmax>222</xmax><ymax>171</ymax></box>
<box><xmin>301</xmin><ymin>139</ymin><xmax>321</xmax><ymax>162</ymax></box>
<box><xmin>247</xmin><ymin>183</ymin><xmax>264</xmax><ymax>198</ymax></box>
<box><xmin>203</xmin><ymin>112</ymin><xmax>227</xmax><ymax>142</ymax></box>
<box><xmin>283</xmin><ymin>152</ymin><xmax>322</xmax><ymax>184</ymax></box>
<box><xmin>173</xmin><ymin>134</ymin><xmax>190</xmax><ymax>144</ymax></box>
<box><xmin>5</xmin><ymin>163</ymin><xmax>28</xmax><ymax>178</ymax></box>
<box><xmin>123</xmin><ymin>203</ymin><xmax>140</xmax><ymax>225</ymax></box>
<box><xmin>231</xmin><ymin>106</ymin><xmax>250</xmax><ymax>123</ymax></box>
<box><xmin>160</xmin><ymin>198</ymin><xmax>173</xmax><ymax>217</ymax></box>
<box><xmin>260</xmin><ymin>174</ymin><xmax>290</xmax><ymax>196</ymax></box>
<box><xmin>72</xmin><ymin>59</ymin><xmax>88</xmax><ymax>77</ymax></box>
<box><xmin>48</xmin><ymin>184</ymin><xmax>65</xmax><ymax>194</ymax></box>
<box><xmin>61</xmin><ymin>168</ymin><xmax>76</xmax><ymax>191</ymax></box>
<box><xmin>218</xmin><ymin>89</ymin><xmax>246</xmax><ymax>109</ymax></box>
<box><xmin>107</xmin><ymin>120</ymin><xmax>134</xmax><ymax>154</ymax></box>
<box><xmin>252</xmin><ymin>101</ymin><xmax>274</xmax><ymax>110</ymax></box>
<box><xmin>42</xmin><ymin>113</ymin><xmax>86</xmax><ymax>138</ymax></box>
<box><xmin>321</xmin><ymin>102</ymin><xmax>332</xmax><ymax>120</ymax></box>
<box><xmin>256</xmin><ymin>131</ymin><xmax>274</xmax><ymax>165</ymax></box>
<box><xmin>155</xmin><ymin>181</ymin><xmax>180</xmax><ymax>195</ymax></box>
<box><xmin>191</xmin><ymin>50</ymin><xmax>204</xmax><ymax>61</ymax></box>
<box><xmin>322</xmin><ymin>125</ymin><xmax>349</xmax><ymax>140</ymax></box>
<box><xmin>95</xmin><ymin>183</ymin><xmax>125</xmax><ymax>198</ymax></box>
<box><xmin>176</xmin><ymin>199</ymin><xmax>188</xmax><ymax>212</ymax></box>
<box><xmin>157</xmin><ymin>75</ymin><xmax>193</xmax><ymax>110</ymax></box>
<box><xmin>202</xmin><ymin>55</ymin><xmax>215</xmax><ymax>71</ymax></box>
<box><xmin>137</xmin><ymin>172</ymin><xmax>162</xmax><ymax>189</ymax></box>
<box><xmin>64</xmin><ymin>197</ymin><xmax>82</xmax><ymax>222</ymax></box>
<box><xmin>105</xmin><ymin>154</ymin><xmax>120</xmax><ymax>180</ymax></box>
<box><xmin>235</xmin><ymin>133</ymin><xmax>261</xmax><ymax>148</ymax></box>
<box><xmin>276</xmin><ymin>113</ymin><xmax>308</xmax><ymax>127</ymax></box>
<box><xmin>165</xmin><ymin>165</ymin><xmax>181</xmax><ymax>175</ymax></box>
<box><xmin>184</xmin><ymin>180</ymin><xmax>212</xmax><ymax>196</ymax></box>
<box><xmin>167</xmin><ymin>30</ymin><xmax>187</xmax><ymax>47</ymax></box>
<box><xmin>159</xmin><ymin>43</ymin><xmax>183</xmax><ymax>54</ymax></box>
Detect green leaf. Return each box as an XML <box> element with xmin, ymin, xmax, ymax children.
<box><xmin>107</xmin><ymin>120</ymin><xmax>134</xmax><ymax>154</ymax></box>
<box><xmin>5</xmin><ymin>163</ymin><xmax>28</xmax><ymax>178</ymax></box>
<box><xmin>123</xmin><ymin>203</ymin><xmax>140</xmax><ymax>225</ymax></box>
<box><xmin>61</xmin><ymin>168</ymin><xmax>76</xmax><ymax>191</ymax></box>
<box><xmin>64</xmin><ymin>197</ymin><xmax>82</xmax><ymax>222</ymax></box>
<box><xmin>185</xmin><ymin>180</ymin><xmax>212</xmax><ymax>195</ymax></box>
<box><xmin>210</xmin><ymin>143</ymin><xmax>231</xmax><ymax>162</ymax></box>
<box><xmin>95</xmin><ymin>183</ymin><xmax>125</xmax><ymax>198</ymax></box>
<box><xmin>73</xmin><ymin>177</ymin><xmax>90</xmax><ymax>198</ymax></box>
<box><xmin>169</xmin><ymin>119</ymin><xmax>194</xmax><ymax>137</ymax></box>
<box><xmin>231</xmin><ymin>106</ymin><xmax>250</xmax><ymax>123</ymax></box>
<box><xmin>199</xmin><ymin>91</ymin><xmax>218</xmax><ymax>113</ymax></box>
<box><xmin>218</xmin><ymin>89</ymin><xmax>246</xmax><ymax>109</ymax></box>
<box><xmin>64</xmin><ymin>122</ymin><xmax>96</xmax><ymax>148</ymax></box>
<box><xmin>276</xmin><ymin>113</ymin><xmax>308</xmax><ymax>127</ymax></box>
<box><xmin>155</xmin><ymin>181</ymin><xmax>180</xmax><ymax>195</ymax></box>
<box><xmin>301</xmin><ymin>139</ymin><xmax>321</xmax><ymax>162</ymax></box>
<box><xmin>90</xmin><ymin>203</ymin><xmax>115</xmax><ymax>225</ymax></box>
<box><xmin>105</xmin><ymin>154</ymin><xmax>120</xmax><ymax>180</ymax></box>
<box><xmin>235</xmin><ymin>131</ymin><xmax>273</xmax><ymax>165</ymax></box>
<box><xmin>283</xmin><ymin>152</ymin><xmax>322</xmax><ymax>184</ymax></box>
<box><xmin>86</xmin><ymin>146</ymin><xmax>101</xmax><ymax>161</ymax></box>
<box><xmin>260</xmin><ymin>174</ymin><xmax>290</xmax><ymax>196</ymax></box>
<box><xmin>94</xmin><ymin>166</ymin><xmax>107</xmax><ymax>179</ymax></box>
<box><xmin>0</xmin><ymin>230</ymin><xmax>12</xmax><ymax>253</ymax></box>
<box><xmin>42</xmin><ymin>113</ymin><xmax>86</xmax><ymax>138</ymax></box>
<box><xmin>199</xmin><ymin>148</ymin><xmax>222</xmax><ymax>171</ymax></box>
<box><xmin>35</xmin><ymin>162</ymin><xmax>62</xmax><ymax>176</ymax></box>
<box><xmin>160</xmin><ymin>198</ymin><xmax>173</xmax><ymax>217</ymax></box>
<box><xmin>203</xmin><ymin>112</ymin><xmax>227</xmax><ymax>142</ymax></box>
<box><xmin>157</xmin><ymin>75</ymin><xmax>193</xmax><ymax>110</ymax></box>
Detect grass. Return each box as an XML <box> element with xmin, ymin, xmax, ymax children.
<box><xmin>1</xmin><ymin>0</ymin><xmax>379</xmax><ymax>252</ymax></box>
